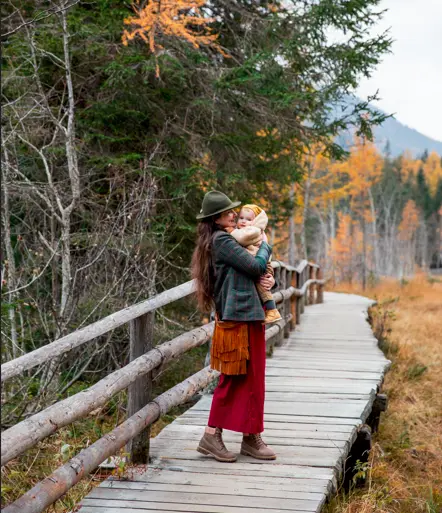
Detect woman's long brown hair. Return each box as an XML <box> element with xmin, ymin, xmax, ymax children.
<box><xmin>191</xmin><ymin>217</ymin><xmax>221</xmax><ymax>313</ymax></box>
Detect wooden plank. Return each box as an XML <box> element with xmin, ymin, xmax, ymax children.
<box><xmin>86</xmin><ymin>486</ymin><xmax>322</xmax><ymax>511</ymax></box>
<box><xmin>270</xmin><ymin>351</ymin><xmax>387</xmax><ymax>362</ymax></box>
<box><xmin>170</xmin><ymin>419</ymin><xmax>357</xmax><ymax>435</ymax></box>
<box><xmin>264</xmin><ymin>392</ymin><xmax>371</xmax><ymax>402</ymax></box>
<box><xmin>155</xmin><ymin>423</ymin><xmax>356</xmax><ymax>440</ymax></box>
<box><xmin>265</xmin><ymin>372</ymin><xmax>381</xmax><ymax>382</ymax></box>
<box><xmin>153</xmin><ymin>458</ymin><xmax>335</xmax><ymax>480</ymax></box>
<box><xmin>81</xmin><ymin>503</ymin><xmax>315</xmax><ymax>513</ymax></box>
<box><xmin>149</xmin><ymin>440</ymin><xmax>345</xmax><ymax>468</ymax></box>
<box><xmin>153</xmin><ymin>433</ymin><xmax>349</xmax><ymax>449</ymax></box>
<box><xmin>190</xmin><ymin>398</ymin><xmax>368</xmax><ymax>418</ymax></box>
<box><xmin>99</xmin><ymin>479</ymin><xmax>325</xmax><ymax>501</ymax></box>
<box><xmin>156</xmin><ymin>435</ymin><xmax>348</xmax><ymax>449</ymax></box>
<box><xmin>264</xmin><ymin>384</ymin><xmax>377</xmax><ymax>394</ymax></box>
<box><xmin>286</xmin><ymin>334</ymin><xmax>376</xmax><ymax>341</ymax></box>
<box><xmin>178</xmin><ymin>411</ymin><xmax>362</xmax><ymax>425</ymax></box>
<box><xmin>266</xmin><ymin>360</ymin><xmax>387</xmax><ymax>371</ymax></box>
<box><xmin>103</xmin><ymin>473</ymin><xmax>328</xmax><ymax>493</ymax></box>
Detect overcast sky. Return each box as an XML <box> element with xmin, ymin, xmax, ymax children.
<box><xmin>356</xmin><ymin>0</ymin><xmax>442</xmax><ymax>141</ymax></box>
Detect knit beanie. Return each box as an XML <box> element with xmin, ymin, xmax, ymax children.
<box><xmin>241</xmin><ymin>204</ymin><xmax>262</xmax><ymax>217</ymax></box>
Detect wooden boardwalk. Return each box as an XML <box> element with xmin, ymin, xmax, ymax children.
<box><xmin>80</xmin><ymin>292</ymin><xmax>391</xmax><ymax>513</ymax></box>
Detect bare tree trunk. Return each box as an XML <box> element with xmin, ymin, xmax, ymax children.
<box><xmin>288</xmin><ymin>184</ymin><xmax>297</xmax><ymax>265</ymax></box>
<box><xmin>301</xmin><ymin>176</ymin><xmax>311</xmax><ymax>260</ymax></box>
<box><xmin>1</xmin><ymin>150</ymin><xmax>19</xmax><ymax>360</ymax></box>
<box><xmin>368</xmin><ymin>188</ymin><xmax>378</xmax><ymax>279</ymax></box>
<box><xmin>361</xmin><ymin>213</ymin><xmax>367</xmax><ymax>290</ymax></box>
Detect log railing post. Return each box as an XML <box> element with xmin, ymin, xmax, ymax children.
<box><xmin>317</xmin><ymin>267</ymin><xmax>324</xmax><ymax>304</ymax></box>
<box><xmin>283</xmin><ymin>268</ymin><xmax>291</xmax><ymax>339</ymax></box>
<box><xmin>290</xmin><ymin>270</ymin><xmax>297</xmax><ymax>328</ymax></box>
<box><xmin>126</xmin><ymin>311</ymin><xmax>155</xmax><ymax>463</ymax></box>
<box><xmin>296</xmin><ymin>271</ymin><xmax>302</xmax><ymax>323</ymax></box>
<box><xmin>275</xmin><ymin>266</ymin><xmax>285</xmax><ymax>346</ymax></box>
<box><xmin>274</xmin><ymin>265</ymin><xmax>281</xmax><ymax>294</ymax></box>
<box><xmin>300</xmin><ymin>269</ymin><xmax>305</xmax><ymax>314</ymax></box>
<box><xmin>309</xmin><ymin>266</ymin><xmax>316</xmax><ymax>305</ymax></box>
<box><xmin>304</xmin><ymin>266</ymin><xmax>309</xmax><ymax>307</ymax></box>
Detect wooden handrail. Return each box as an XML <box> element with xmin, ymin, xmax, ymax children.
<box><xmin>0</xmin><ymin>323</ymin><xmax>215</xmax><ymax>467</ymax></box>
<box><xmin>1</xmin><ymin>260</ymin><xmax>318</xmax><ymax>382</ymax></box>
<box><xmin>1</xmin><ymin>280</ymin><xmax>196</xmax><ymax>382</ymax></box>
<box><xmin>3</xmin><ymin>366</ymin><xmax>219</xmax><ymax>513</ymax></box>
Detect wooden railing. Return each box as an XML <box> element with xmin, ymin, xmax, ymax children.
<box><xmin>1</xmin><ymin>259</ymin><xmax>324</xmax><ymax>513</ymax></box>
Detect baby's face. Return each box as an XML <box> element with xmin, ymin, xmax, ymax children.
<box><xmin>237</xmin><ymin>208</ymin><xmax>255</xmax><ymax>228</ymax></box>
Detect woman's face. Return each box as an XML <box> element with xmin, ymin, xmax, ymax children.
<box><xmin>215</xmin><ymin>209</ymin><xmax>236</xmax><ymax>229</ymax></box>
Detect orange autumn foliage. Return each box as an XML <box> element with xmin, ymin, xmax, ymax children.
<box><xmin>122</xmin><ymin>0</ymin><xmax>227</xmax><ymax>75</ymax></box>
<box><xmin>332</xmin><ymin>137</ymin><xmax>383</xmax><ymax>205</ymax></box>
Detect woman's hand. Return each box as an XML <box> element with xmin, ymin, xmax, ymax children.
<box><xmin>262</xmin><ymin>231</ymin><xmax>268</xmax><ymax>243</ymax></box>
<box><xmin>259</xmin><ymin>273</ymin><xmax>275</xmax><ymax>290</ymax></box>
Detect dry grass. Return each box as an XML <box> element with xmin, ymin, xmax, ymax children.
<box><xmin>325</xmin><ymin>274</ymin><xmax>442</xmax><ymax>513</ymax></box>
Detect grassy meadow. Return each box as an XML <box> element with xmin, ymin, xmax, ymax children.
<box><xmin>326</xmin><ymin>274</ymin><xmax>442</xmax><ymax>513</ymax></box>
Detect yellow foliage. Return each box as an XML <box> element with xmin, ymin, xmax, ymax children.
<box><xmin>401</xmin><ymin>151</ymin><xmax>442</xmax><ymax>195</ymax></box>
<box><xmin>335</xmin><ymin>137</ymin><xmax>383</xmax><ymax>201</ymax></box>
<box><xmin>423</xmin><ymin>152</ymin><xmax>442</xmax><ymax>194</ymax></box>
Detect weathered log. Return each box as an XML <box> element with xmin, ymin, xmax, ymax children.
<box><xmin>1</xmin><ymin>322</ymin><xmax>214</xmax><ymax>467</ymax></box>
<box><xmin>317</xmin><ymin>267</ymin><xmax>324</xmax><ymax>303</ymax></box>
<box><xmin>283</xmin><ymin>270</ymin><xmax>291</xmax><ymax>339</ymax></box>
<box><xmin>309</xmin><ymin>266</ymin><xmax>316</xmax><ymax>305</ymax></box>
<box><xmin>3</xmin><ymin>366</ymin><xmax>219</xmax><ymax>513</ymax></box>
<box><xmin>1</xmin><ymin>280</ymin><xmax>196</xmax><ymax>382</ymax></box>
<box><xmin>290</xmin><ymin>271</ymin><xmax>297</xmax><ymax>329</ymax></box>
<box><xmin>273</xmin><ymin>280</ymin><xmax>325</xmax><ymax>303</ymax></box>
<box><xmin>294</xmin><ymin>260</ymin><xmax>309</xmax><ymax>274</ymax></box>
<box><xmin>366</xmin><ymin>393</ymin><xmax>388</xmax><ymax>433</ymax></box>
<box><xmin>271</xmin><ymin>260</ymin><xmax>299</xmax><ymax>272</ymax></box>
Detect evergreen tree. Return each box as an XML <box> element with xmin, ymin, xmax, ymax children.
<box><xmin>415</xmin><ymin>168</ymin><xmax>433</xmax><ymax>219</ymax></box>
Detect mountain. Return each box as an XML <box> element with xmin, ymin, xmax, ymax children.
<box><xmin>371</xmin><ymin>115</ymin><xmax>442</xmax><ymax>157</ymax></box>
<box><xmin>335</xmin><ymin>97</ymin><xmax>442</xmax><ymax>158</ymax></box>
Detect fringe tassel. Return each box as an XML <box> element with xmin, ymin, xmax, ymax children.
<box><xmin>210</xmin><ymin>320</ymin><xmax>249</xmax><ymax>375</ymax></box>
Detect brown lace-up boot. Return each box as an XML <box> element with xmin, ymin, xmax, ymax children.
<box><xmin>197</xmin><ymin>427</ymin><xmax>237</xmax><ymax>462</ymax></box>
<box><xmin>241</xmin><ymin>433</ymin><xmax>276</xmax><ymax>460</ymax></box>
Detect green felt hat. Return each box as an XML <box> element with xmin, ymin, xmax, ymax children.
<box><xmin>196</xmin><ymin>190</ymin><xmax>241</xmax><ymax>220</ymax></box>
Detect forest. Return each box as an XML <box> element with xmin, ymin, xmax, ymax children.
<box><xmin>1</xmin><ymin>1</ymin><xmax>441</xmax><ymax>512</ymax></box>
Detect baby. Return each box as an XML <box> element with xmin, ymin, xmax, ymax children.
<box><xmin>227</xmin><ymin>204</ymin><xmax>282</xmax><ymax>324</ymax></box>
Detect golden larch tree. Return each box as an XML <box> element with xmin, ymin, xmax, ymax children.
<box><xmin>122</xmin><ymin>0</ymin><xmax>227</xmax><ymax>75</ymax></box>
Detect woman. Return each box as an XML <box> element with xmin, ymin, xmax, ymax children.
<box><xmin>191</xmin><ymin>190</ymin><xmax>276</xmax><ymax>463</ymax></box>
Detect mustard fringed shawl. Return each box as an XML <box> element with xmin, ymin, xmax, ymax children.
<box><xmin>210</xmin><ymin>318</ymin><xmax>249</xmax><ymax>375</ymax></box>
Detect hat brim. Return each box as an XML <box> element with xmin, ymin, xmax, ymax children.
<box><xmin>196</xmin><ymin>200</ymin><xmax>242</xmax><ymax>220</ymax></box>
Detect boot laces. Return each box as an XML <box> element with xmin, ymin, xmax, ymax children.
<box><xmin>251</xmin><ymin>434</ymin><xmax>266</xmax><ymax>448</ymax></box>
<box><xmin>215</xmin><ymin>428</ymin><xmax>228</xmax><ymax>452</ymax></box>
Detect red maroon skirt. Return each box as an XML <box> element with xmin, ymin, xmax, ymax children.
<box><xmin>208</xmin><ymin>321</ymin><xmax>266</xmax><ymax>433</ymax></box>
